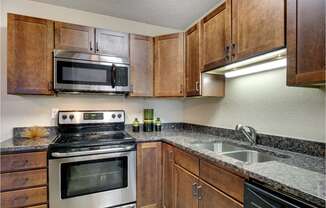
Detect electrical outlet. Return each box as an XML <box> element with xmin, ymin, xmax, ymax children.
<box><xmin>51</xmin><ymin>108</ymin><xmax>59</xmax><ymax>119</ymax></box>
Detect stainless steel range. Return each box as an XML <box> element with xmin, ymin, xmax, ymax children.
<box><xmin>48</xmin><ymin>110</ymin><xmax>136</xmax><ymax>208</ymax></box>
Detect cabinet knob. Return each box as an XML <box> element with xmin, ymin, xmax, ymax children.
<box><xmin>192</xmin><ymin>182</ymin><xmax>198</xmax><ymax>197</ymax></box>
<box><xmin>89</xmin><ymin>41</ymin><xmax>93</xmax><ymax>51</ymax></box>
<box><xmin>197</xmin><ymin>185</ymin><xmax>203</xmax><ymax>200</ymax></box>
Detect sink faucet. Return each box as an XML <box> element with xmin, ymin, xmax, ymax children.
<box><xmin>235</xmin><ymin>124</ymin><xmax>257</xmax><ymax>145</ymax></box>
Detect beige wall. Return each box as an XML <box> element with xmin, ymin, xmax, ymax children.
<box><xmin>0</xmin><ymin>0</ymin><xmax>183</xmax><ymax>140</ymax></box>
<box><xmin>184</xmin><ymin>69</ymin><xmax>326</xmax><ymax>143</ymax></box>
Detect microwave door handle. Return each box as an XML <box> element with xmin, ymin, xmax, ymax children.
<box><xmin>111</xmin><ymin>64</ymin><xmax>116</xmax><ymax>88</ymax></box>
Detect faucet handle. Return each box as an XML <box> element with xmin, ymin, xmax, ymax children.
<box><xmin>235</xmin><ymin>124</ymin><xmax>243</xmax><ymax>130</ymax></box>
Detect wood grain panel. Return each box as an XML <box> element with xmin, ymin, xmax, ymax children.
<box><xmin>232</xmin><ymin>0</ymin><xmax>285</xmax><ymax>61</ymax></box>
<box><xmin>199</xmin><ymin>160</ymin><xmax>245</xmax><ymax>203</ymax></box>
<box><xmin>55</xmin><ymin>22</ymin><xmax>94</xmax><ymax>52</ymax></box>
<box><xmin>174</xmin><ymin>165</ymin><xmax>198</xmax><ymax>208</ymax></box>
<box><xmin>0</xmin><ymin>152</ymin><xmax>47</xmax><ymax>173</ymax></box>
<box><xmin>162</xmin><ymin>143</ymin><xmax>174</xmax><ymax>208</ymax></box>
<box><xmin>154</xmin><ymin>33</ymin><xmax>185</xmax><ymax>97</ymax></box>
<box><xmin>185</xmin><ymin>23</ymin><xmax>201</xmax><ymax>97</ymax></box>
<box><xmin>7</xmin><ymin>13</ymin><xmax>54</xmax><ymax>95</ymax></box>
<box><xmin>26</xmin><ymin>205</ymin><xmax>47</xmax><ymax>208</ymax></box>
<box><xmin>198</xmin><ymin>179</ymin><xmax>243</xmax><ymax>208</ymax></box>
<box><xmin>95</xmin><ymin>29</ymin><xmax>129</xmax><ymax>60</ymax></box>
<box><xmin>0</xmin><ymin>169</ymin><xmax>47</xmax><ymax>191</ymax></box>
<box><xmin>174</xmin><ymin>148</ymin><xmax>199</xmax><ymax>176</ymax></box>
<box><xmin>287</xmin><ymin>0</ymin><xmax>325</xmax><ymax>86</ymax></box>
<box><xmin>130</xmin><ymin>34</ymin><xmax>154</xmax><ymax>97</ymax></box>
<box><xmin>1</xmin><ymin>187</ymin><xmax>47</xmax><ymax>208</ymax></box>
<box><xmin>201</xmin><ymin>1</ymin><xmax>231</xmax><ymax>71</ymax></box>
<box><xmin>137</xmin><ymin>142</ymin><xmax>162</xmax><ymax>208</ymax></box>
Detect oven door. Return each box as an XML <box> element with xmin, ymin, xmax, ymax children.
<box><xmin>49</xmin><ymin>150</ymin><xmax>136</xmax><ymax>208</ymax></box>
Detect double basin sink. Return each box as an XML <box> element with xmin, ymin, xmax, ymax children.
<box><xmin>191</xmin><ymin>142</ymin><xmax>288</xmax><ymax>163</ymax></box>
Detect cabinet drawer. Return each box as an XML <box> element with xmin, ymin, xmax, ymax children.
<box><xmin>200</xmin><ymin>160</ymin><xmax>244</xmax><ymax>202</ymax></box>
<box><xmin>1</xmin><ymin>152</ymin><xmax>47</xmax><ymax>173</ymax></box>
<box><xmin>174</xmin><ymin>148</ymin><xmax>199</xmax><ymax>175</ymax></box>
<box><xmin>1</xmin><ymin>187</ymin><xmax>47</xmax><ymax>208</ymax></box>
<box><xmin>0</xmin><ymin>169</ymin><xmax>47</xmax><ymax>191</ymax></box>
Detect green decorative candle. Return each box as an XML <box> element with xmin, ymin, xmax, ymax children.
<box><xmin>143</xmin><ymin>109</ymin><xmax>154</xmax><ymax>132</ymax></box>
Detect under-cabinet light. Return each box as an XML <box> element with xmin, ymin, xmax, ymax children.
<box><xmin>224</xmin><ymin>58</ymin><xmax>287</xmax><ymax>78</ymax></box>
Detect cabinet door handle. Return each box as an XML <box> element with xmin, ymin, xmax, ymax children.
<box><xmin>192</xmin><ymin>182</ymin><xmax>198</xmax><ymax>197</ymax></box>
<box><xmin>96</xmin><ymin>41</ymin><xmax>99</xmax><ymax>52</ymax></box>
<box><xmin>197</xmin><ymin>185</ymin><xmax>203</xmax><ymax>200</ymax></box>
<box><xmin>89</xmin><ymin>41</ymin><xmax>93</xmax><ymax>51</ymax></box>
<box><xmin>195</xmin><ymin>81</ymin><xmax>200</xmax><ymax>92</ymax></box>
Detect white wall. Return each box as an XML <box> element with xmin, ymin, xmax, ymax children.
<box><xmin>183</xmin><ymin>69</ymin><xmax>326</xmax><ymax>143</ymax></box>
<box><xmin>0</xmin><ymin>0</ymin><xmax>183</xmax><ymax>140</ymax></box>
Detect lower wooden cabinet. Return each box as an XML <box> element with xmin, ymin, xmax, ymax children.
<box><xmin>137</xmin><ymin>142</ymin><xmax>162</xmax><ymax>208</ymax></box>
<box><xmin>0</xmin><ymin>151</ymin><xmax>48</xmax><ymax>208</ymax></box>
<box><xmin>162</xmin><ymin>143</ymin><xmax>175</xmax><ymax>208</ymax></box>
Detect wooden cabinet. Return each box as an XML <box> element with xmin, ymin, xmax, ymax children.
<box><xmin>130</xmin><ymin>34</ymin><xmax>154</xmax><ymax>96</ymax></box>
<box><xmin>199</xmin><ymin>160</ymin><xmax>245</xmax><ymax>203</ymax></box>
<box><xmin>95</xmin><ymin>29</ymin><xmax>129</xmax><ymax>60</ymax></box>
<box><xmin>201</xmin><ymin>1</ymin><xmax>231</xmax><ymax>71</ymax></box>
<box><xmin>7</xmin><ymin>14</ymin><xmax>54</xmax><ymax>95</ymax></box>
<box><xmin>174</xmin><ymin>148</ymin><xmax>199</xmax><ymax>176</ymax></box>
<box><xmin>154</xmin><ymin>33</ymin><xmax>185</xmax><ymax>97</ymax></box>
<box><xmin>174</xmin><ymin>165</ymin><xmax>198</xmax><ymax>208</ymax></box>
<box><xmin>162</xmin><ymin>143</ymin><xmax>174</xmax><ymax>208</ymax></box>
<box><xmin>185</xmin><ymin>24</ymin><xmax>201</xmax><ymax>96</ymax></box>
<box><xmin>231</xmin><ymin>0</ymin><xmax>285</xmax><ymax>61</ymax></box>
<box><xmin>0</xmin><ymin>151</ymin><xmax>48</xmax><ymax>208</ymax></box>
<box><xmin>287</xmin><ymin>0</ymin><xmax>325</xmax><ymax>86</ymax></box>
<box><xmin>55</xmin><ymin>22</ymin><xmax>95</xmax><ymax>53</ymax></box>
<box><xmin>137</xmin><ymin>142</ymin><xmax>162</xmax><ymax>208</ymax></box>
<box><xmin>198</xmin><ymin>180</ymin><xmax>242</xmax><ymax>208</ymax></box>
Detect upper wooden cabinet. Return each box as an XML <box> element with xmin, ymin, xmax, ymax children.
<box><xmin>287</xmin><ymin>0</ymin><xmax>325</xmax><ymax>86</ymax></box>
<box><xmin>185</xmin><ymin>24</ymin><xmax>201</xmax><ymax>96</ymax></box>
<box><xmin>231</xmin><ymin>0</ymin><xmax>285</xmax><ymax>61</ymax></box>
<box><xmin>130</xmin><ymin>34</ymin><xmax>154</xmax><ymax>97</ymax></box>
<box><xmin>154</xmin><ymin>33</ymin><xmax>185</xmax><ymax>97</ymax></box>
<box><xmin>136</xmin><ymin>142</ymin><xmax>162</xmax><ymax>208</ymax></box>
<box><xmin>7</xmin><ymin>14</ymin><xmax>54</xmax><ymax>95</ymax></box>
<box><xmin>201</xmin><ymin>1</ymin><xmax>231</xmax><ymax>71</ymax></box>
<box><xmin>55</xmin><ymin>22</ymin><xmax>95</xmax><ymax>53</ymax></box>
<box><xmin>95</xmin><ymin>29</ymin><xmax>129</xmax><ymax>60</ymax></box>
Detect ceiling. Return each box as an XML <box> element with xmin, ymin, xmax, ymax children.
<box><xmin>30</xmin><ymin>0</ymin><xmax>220</xmax><ymax>29</ymax></box>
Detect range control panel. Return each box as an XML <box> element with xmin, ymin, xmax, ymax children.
<box><xmin>58</xmin><ymin>111</ymin><xmax>125</xmax><ymax>125</ymax></box>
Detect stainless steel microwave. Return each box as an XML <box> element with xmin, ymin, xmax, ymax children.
<box><xmin>54</xmin><ymin>50</ymin><xmax>130</xmax><ymax>93</ymax></box>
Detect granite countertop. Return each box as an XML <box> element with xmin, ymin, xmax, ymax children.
<box><xmin>127</xmin><ymin>130</ymin><xmax>326</xmax><ymax>207</ymax></box>
<box><xmin>1</xmin><ymin>128</ymin><xmax>325</xmax><ymax>207</ymax></box>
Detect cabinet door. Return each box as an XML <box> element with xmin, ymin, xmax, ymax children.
<box><xmin>55</xmin><ymin>22</ymin><xmax>94</xmax><ymax>53</ymax></box>
<box><xmin>137</xmin><ymin>142</ymin><xmax>162</xmax><ymax>208</ymax></box>
<box><xmin>130</xmin><ymin>34</ymin><xmax>154</xmax><ymax>97</ymax></box>
<box><xmin>7</xmin><ymin>14</ymin><xmax>54</xmax><ymax>95</ymax></box>
<box><xmin>201</xmin><ymin>1</ymin><xmax>231</xmax><ymax>71</ymax></box>
<box><xmin>185</xmin><ymin>24</ymin><xmax>201</xmax><ymax>97</ymax></box>
<box><xmin>95</xmin><ymin>29</ymin><xmax>129</xmax><ymax>61</ymax></box>
<box><xmin>287</xmin><ymin>0</ymin><xmax>325</xmax><ymax>86</ymax></box>
<box><xmin>162</xmin><ymin>143</ymin><xmax>174</xmax><ymax>208</ymax></box>
<box><xmin>232</xmin><ymin>0</ymin><xmax>285</xmax><ymax>61</ymax></box>
<box><xmin>154</xmin><ymin>33</ymin><xmax>185</xmax><ymax>97</ymax></box>
<box><xmin>198</xmin><ymin>180</ymin><xmax>243</xmax><ymax>208</ymax></box>
<box><xmin>174</xmin><ymin>165</ymin><xmax>198</xmax><ymax>208</ymax></box>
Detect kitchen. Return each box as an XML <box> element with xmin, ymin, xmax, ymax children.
<box><xmin>0</xmin><ymin>0</ymin><xmax>325</xmax><ymax>208</ymax></box>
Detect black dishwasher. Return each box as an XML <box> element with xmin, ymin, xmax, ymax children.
<box><xmin>244</xmin><ymin>182</ymin><xmax>320</xmax><ymax>208</ymax></box>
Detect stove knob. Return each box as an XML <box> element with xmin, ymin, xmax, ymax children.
<box><xmin>62</xmin><ymin>115</ymin><xmax>67</xmax><ymax>120</ymax></box>
<box><xmin>117</xmin><ymin>114</ymin><xmax>122</xmax><ymax>119</ymax></box>
<box><xmin>69</xmin><ymin>114</ymin><xmax>74</xmax><ymax>120</ymax></box>
<box><xmin>112</xmin><ymin>114</ymin><xmax>116</xmax><ymax>119</ymax></box>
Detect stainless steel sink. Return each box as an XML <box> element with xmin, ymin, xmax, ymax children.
<box><xmin>222</xmin><ymin>150</ymin><xmax>275</xmax><ymax>163</ymax></box>
<box><xmin>191</xmin><ymin>142</ymin><xmax>246</xmax><ymax>153</ymax></box>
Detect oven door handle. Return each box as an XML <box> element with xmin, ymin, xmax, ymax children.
<box><xmin>51</xmin><ymin>145</ymin><xmax>135</xmax><ymax>158</ymax></box>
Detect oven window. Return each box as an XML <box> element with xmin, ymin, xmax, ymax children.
<box><xmin>57</xmin><ymin>61</ymin><xmax>111</xmax><ymax>85</ymax></box>
<box><xmin>61</xmin><ymin>157</ymin><xmax>128</xmax><ymax>199</ymax></box>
